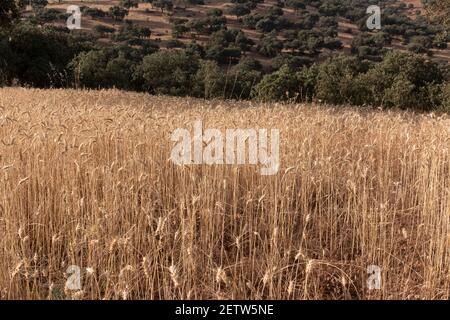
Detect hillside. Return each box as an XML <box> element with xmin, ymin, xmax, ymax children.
<box><xmin>2</xmin><ymin>1</ymin><xmax>450</xmax><ymax>111</ymax></box>
<box><xmin>0</xmin><ymin>87</ymin><xmax>449</xmax><ymax>299</ymax></box>
<box><xmin>26</xmin><ymin>0</ymin><xmax>450</xmax><ymax>66</ymax></box>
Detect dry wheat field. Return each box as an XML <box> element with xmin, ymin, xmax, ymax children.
<box><xmin>0</xmin><ymin>87</ymin><xmax>449</xmax><ymax>300</ymax></box>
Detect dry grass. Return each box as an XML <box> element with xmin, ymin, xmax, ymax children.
<box><xmin>0</xmin><ymin>87</ymin><xmax>449</xmax><ymax>300</ymax></box>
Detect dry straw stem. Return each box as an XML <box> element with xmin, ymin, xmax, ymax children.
<box><xmin>0</xmin><ymin>88</ymin><xmax>449</xmax><ymax>300</ymax></box>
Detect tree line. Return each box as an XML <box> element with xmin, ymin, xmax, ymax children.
<box><xmin>0</xmin><ymin>0</ymin><xmax>449</xmax><ymax>111</ymax></box>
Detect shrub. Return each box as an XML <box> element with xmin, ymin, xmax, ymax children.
<box><xmin>82</xmin><ymin>7</ymin><xmax>107</xmax><ymax>18</ymax></box>
<box><xmin>135</xmin><ymin>50</ymin><xmax>199</xmax><ymax>95</ymax></box>
<box><xmin>5</xmin><ymin>23</ymin><xmax>89</xmax><ymax>87</ymax></box>
<box><xmin>94</xmin><ymin>25</ymin><xmax>116</xmax><ymax>35</ymax></box>
<box><xmin>109</xmin><ymin>6</ymin><xmax>128</xmax><ymax>21</ymax></box>
<box><xmin>272</xmin><ymin>54</ymin><xmax>314</xmax><ymax>71</ymax></box>
<box><xmin>314</xmin><ymin>55</ymin><xmax>368</xmax><ymax>105</ymax></box>
<box><xmin>115</xmin><ymin>21</ymin><xmax>151</xmax><ymax>41</ymax></box>
<box><xmin>119</xmin><ymin>0</ymin><xmax>139</xmax><ymax>9</ymax></box>
<box><xmin>258</xmin><ymin>31</ymin><xmax>283</xmax><ymax>57</ymax></box>
<box><xmin>229</xmin><ymin>4</ymin><xmax>251</xmax><ymax>18</ymax></box>
<box><xmin>362</xmin><ymin>51</ymin><xmax>444</xmax><ymax>110</ymax></box>
<box><xmin>69</xmin><ymin>48</ymin><xmax>137</xmax><ymax>90</ymax></box>
<box><xmin>193</xmin><ymin>60</ymin><xmax>226</xmax><ymax>99</ymax></box>
<box><xmin>253</xmin><ymin>65</ymin><xmax>299</xmax><ymax>102</ymax></box>
<box><xmin>166</xmin><ymin>39</ymin><xmax>185</xmax><ymax>48</ymax></box>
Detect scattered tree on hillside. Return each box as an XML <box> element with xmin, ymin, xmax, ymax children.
<box><xmin>229</xmin><ymin>4</ymin><xmax>251</xmax><ymax>19</ymax></box>
<box><xmin>109</xmin><ymin>6</ymin><xmax>129</xmax><ymax>21</ymax></box>
<box><xmin>258</xmin><ymin>31</ymin><xmax>283</xmax><ymax>57</ymax></box>
<box><xmin>31</xmin><ymin>0</ymin><xmax>48</xmax><ymax>12</ymax></box>
<box><xmin>120</xmin><ymin>0</ymin><xmax>139</xmax><ymax>9</ymax></box>
<box><xmin>426</xmin><ymin>0</ymin><xmax>450</xmax><ymax>27</ymax></box>
<box><xmin>154</xmin><ymin>0</ymin><xmax>173</xmax><ymax>13</ymax></box>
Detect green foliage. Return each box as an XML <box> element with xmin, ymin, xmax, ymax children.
<box><xmin>286</xmin><ymin>29</ymin><xmax>341</xmax><ymax>54</ymax></box>
<box><xmin>235</xmin><ymin>30</ymin><xmax>254</xmax><ymax>51</ymax></box>
<box><xmin>229</xmin><ymin>4</ymin><xmax>251</xmax><ymax>18</ymax></box>
<box><xmin>205</xmin><ymin>29</ymin><xmax>245</xmax><ymax>64</ymax></box>
<box><xmin>31</xmin><ymin>0</ymin><xmax>48</xmax><ymax>12</ymax></box>
<box><xmin>34</xmin><ymin>8</ymin><xmax>67</xmax><ymax>23</ymax></box>
<box><xmin>194</xmin><ymin>57</ymin><xmax>261</xmax><ymax>99</ymax></box>
<box><xmin>407</xmin><ymin>36</ymin><xmax>432</xmax><ymax>54</ymax></box>
<box><xmin>226</xmin><ymin>59</ymin><xmax>262</xmax><ymax>99</ymax></box>
<box><xmin>253</xmin><ymin>65</ymin><xmax>299</xmax><ymax>102</ymax></box>
<box><xmin>286</xmin><ymin>0</ymin><xmax>306</xmax><ymax>12</ymax></box>
<box><xmin>1</xmin><ymin>0</ymin><xmax>449</xmax><ymax>112</ymax></box>
<box><xmin>70</xmin><ymin>47</ymin><xmax>137</xmax><ymax>90</ymax></box>
<box><xmin>253</xmin><ymin>62</ymin><xmax>318</xmax><ymax>103</ymax></box>
<box><xmin>94</xmin><ymin>25</ymin><xmax>116</xmax><ymax>35</ymax></box>
<box><xmin>114</xmin><ymin>21</ymin><xmax>151</xmax><ymax>41</ymax></box>
<box><xmin>109</xmin><ymin>6</ymin><xmax>129</xmax><ymax>21</ymax></box>
<box><xmin>314</xmin><ymin>55</ymin><xmax>368</xmax><ymax>105</ymax></box>
<box><xmin>153</xmin><ymin>0</ymin><xmax>173</xmax><ymax>13</ymax></box>
<box><xmin>205</xmin><ymin>45</ymin><xmax>241</xmax><ymax>64</ymax></box>
<box><xmin>207</xmin><ymin>9</ymin><xmax>223</xmax><ymax>17</ymax></box>
<box><xmin>185</xmin><ymin>41</ymin><xmax>205</xmax><ymax>58</ymax></box>
<box><xmin>187</xmin><ymin>15</ymin><xmax>227</xmax><ymax>35</ymax></box>
<box><xmin>361</xmin><ymin>51</ymin><xmax>444</xmax><ymax>110</ymax></box>
<box><xmin>82</xmin><ymin>7</ymin><xmax>107</xmax><ymax>19</ymax></box>
<box><xmin>193</xmin><ymin>60</ymin><xmax>226</xmax><ymax>99</ymax></box>
<box><xmin>351</xmin><ymin>32</ymin><xmax>391</xmax><ymax>59</ymax></box>
<box><xmin>119</xmin><ymin>0</ymin><xmax>139</xmax><ymax>9</ymax></box>
<box><xmin>135</xmin><ymin>50</ymin><xmax>199</xmax><ymax>95</ymax></box>
<box><xmin>258</xmin><ymin>31</ymin><xmax>283</xmax><ymax>57</ymax></box>
<box><xmin>172</xmin><ymin>21</ymin><xmax>189</xmax><ymax>38</ymax></box>
<box><xmin>243</xmin><ymin>7</ymin><xmax>291</xmax><ymax>32</ymax></box>
<box><xmin>4</xmin><ymin>23</ymin><xmax>91</xmax><ymax>87</ymax></box>
<box><xmin>438</xmin><ymin>82</ymin><xmax>450</xmax><ymax>112</ymax></box>
<box><xmin>272</xmin><ymin>54</ymin><xmax>314</xmax><ymax>71</ymax></box>
<box><xmin>166</xmin><ymin>39</ymin><xmax>185</xmax><ymax>48</ymax></box>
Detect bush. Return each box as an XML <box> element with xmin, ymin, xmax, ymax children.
<box><xmin>172</xmin><ymin>22</ymin><xmax>189</xmax><ymax>38</ymax></box>
<box><xmin>69</xmin><ymin>48</ymin><xmax>137</xmax><ymax>90</ymax></box>
<box><xmin>5</xmin><ymin>23</ymin><xmax>89</xmax><ymax>87</ymax></box>
<box><xmin>207</xmin><ymin>9</ymin><xmax>223</xmax><ymax>17</ymax></box>
<box><xmin>31</xmin><ymin>0</ymin><xmax>48</xmax><ymax>12</ymax></box>
<box><xmin>0</xmin><ymin>31</ymin><xmax>14</xmax><ymax>85</ymax></box>
<box><xmin>193</xmin><ymin>60</ymin><xmax>226</xmax><ymax>99</ymax></box>
<box><xmin>119</xmin><ymin>0</ymin><xmax>139</xmax><ymax>9</ymax></box>
<box><xmin>272</xmin><ymin>54</ymin><xmax>314</xmax><ymax>71</ymax></box>
<box><xmin>82</xmin><ymin>7</ymin><xmax>107</xmax><ymax>18</ymax></box>
<box><xmin>153</xmin><ymin>0</ymin><xmax>173</xmax><ymax>13</ymax></box>
<box><xmin>166</xmin><ymin>39</ymin><xmax>185</xmax><ymax>48</ymax></box>
<box><xmin>226</xmin><ymin>59</ymin><xmax>262</xmax><ymax>99</ymax></box>
<box><xmin>361</xmin><ymin>51</ymin><xmax>444</xmax><ymax>110</ymax></box>
<box><xmin>314</xmin><ymin>55</ymin><xmax>369</xmax><ymax>105</ymax></box>
<box><xmin>109</xmin><ymin>6</ymin><xmax>128</xmax><ymax>21</ymax></box>
<box><xmin>35</xmin><ymin>8</ymin><xmax>65</xmax><ymax>22</ymax></box>
<box><xmin>185</xmin><ymin>41</ymin><xmax>205</xmax><ymax>58</ymax></box>
<box><xmin>438</xmin><ymin>82</ymin><xmax>450</xmax><ymax>112</ymax></box>
<box><xmin>258</xmin><ymin>31</ymin><xmax>283</xmax><ymax>57</ymax></box>
<box><xmin>94</xmin><ymin>25</ymin><xmax>116</xmax><ymax>35</ymax></box>
<box><xmin>135</xmin><ymin>50</ymin><xmax>199</xmax><ymax>95</ymax></box>
<box><xmin>229</xmin><ymin>4</ymin><xmax>251</xmax><ymax>18</ymax></box>
<box><xmin>253</xmin><ymin>65</ymin><xmax>299</xmax><ymax>102</ymax></box>
<box><xmin>114</xmin><ymin>21</ymin><xmax>151</xmax><ymax>41</ymax></box>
